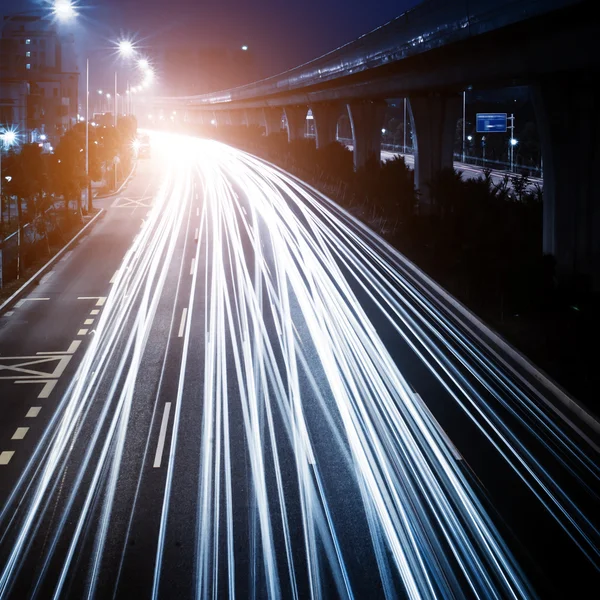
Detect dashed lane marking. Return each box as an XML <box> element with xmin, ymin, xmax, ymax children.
<box><xmin>15</xmin><ymin>380</ymin><xmax>58</xmax><ymax>399</ymax></box>
<box><xmin>11</xmin><ymin>427</ymin><xmax>29</xmax><ymax>440</ymax></box>
<box><xmin>153</xmin><ymin>402</ymin><xmax>172</xmax><ymax>468</ymax></box>
<box><xmin>78</xmin><ymin>296</ymin><xmax>106</xmax><ymax>307</ymax></box>
<box><xmin>77</xmin><ymin>329</ymin><xmax>88</xmax><ymax>336</ymax></box>
<box><xmin>110</xmin><ymin>270</ymin><xmax>120</xmax><ymax>284</ymax></box>
<box><xmin>84</xmin><ymin>319</ymin><xmax>94</xmax><ymax>325</ymax></box>
<box><xmin>194</xmin><ymin>228</ymin><xmax>199</xmax><ymax>241</ymax></box>
<box><xmin>0</xmin><ymin>451</ymin><xmax>15</xmax><ymax>466</ymax></box>
<box><xmin>190</xmin><ymin>258</ymin><xmax>196</xmax><ymax>275</ymax></box>
<box><xmin>26</xmin><ymin>407</ymin><xmax>41</xmax><ymax>418</ymax></box>
<box><xmin>178</xmin><ymin>308</ymin><xmax>188</xmax><ymax>338</ymax></box>
<box><xmin>90</xmin><ymin>309</ymin><xmax>100</xmax><ymax>315</ymax></box>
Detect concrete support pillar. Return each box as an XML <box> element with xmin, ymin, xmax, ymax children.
<box><xmin>245</xmin><ymin>108</ymin><xmax>264</xmax><ymax>127</ymax></box>
<box><xmin>347</xmin><ymin>100</ymin><xmax>387</xmax><ymax>170</ymax></box>
<box><xmin>311</xmin><ymin>103</ymin><xmax>343</xmax><ymax>148</ymax></box>
<box><xmin>262</xmin><ymin>107</ymin><xmax>283</xmax><ymax>136</ymax></box>
<box><xmin>228</xmin><ymin>110</ymin><xmax>245</xmax><ymax>126</ymax></box>
<box><xmin>284</xmin><ymin>105</ymin><xmax>308</xmax><ymax>142</ymax></box>
<box><xmin>533</xmin><ymin>74</ymin><xmax>600</xmax><ymax>290</ymax></box>
<box><xmin>408</xmin><ymin>93</ymin><xmax>461</xmax><ymax>210</ymax></box>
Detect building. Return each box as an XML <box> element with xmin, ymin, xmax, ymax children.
<box><xmin>0</xmin><ymin>15</ymin><xmax>79</xmax><ymax>148</ymax></box>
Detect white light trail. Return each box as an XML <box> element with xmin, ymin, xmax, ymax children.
<box><xmin>0</xmin><ymin>131</ymin><xmax>596</xmax><ymax>600</ymax></box>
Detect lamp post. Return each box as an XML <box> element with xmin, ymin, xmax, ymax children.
<box><xmin>0</xmin><ymin>128</ymin><xmax>18</xmax><ymax>287</ymax></box>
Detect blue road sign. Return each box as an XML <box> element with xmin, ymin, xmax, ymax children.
<box><xmin>476</xmin><ymin>113</ymin><xmax>507</xmax><ymax>133</ymax></box>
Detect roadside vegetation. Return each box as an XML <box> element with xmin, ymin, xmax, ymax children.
<box><xmin>0</xmin><ymin>116</ymin><xmax>137</xmax><ymax>293</ymax></box>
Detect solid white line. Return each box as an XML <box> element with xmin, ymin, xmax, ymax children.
<box><xmin>110</xmin><ymin>270</ymin><xmax>119</xmax><ymax>284</ymax></box>
<box><xmin>190</xmin><ymin>258</ymin><xmax>196</xmax><ymax>275</ymax></box>
<box><xmin>26</xmin><ymin>407</ymin><xmax>41</xmax><ymax>418</ymax></box>
<box><xmin>178</xmin><ymin>308</ymin><xmax>188</xmax><ymax>338</ymax></box>
<box><xmin>84</xmin><ymin>319</ymin><xmax>94</xmax><ymax>325</ymax></box>
<box><xmin>77</xmin><ymin>329</ymin><xmax>88</xmax><ymax>336</ymax></box>
<box><xmin>12</xmin><ymin>427</ymin><xmax>29</xmax><ymax>440</ymax></box>
<box><xmin>153</xmin><ymin>402</ymin><xmax>172</xmax><ymax>468</ymax></box>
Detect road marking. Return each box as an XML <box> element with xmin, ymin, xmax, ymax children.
<box><xmin>12</xmin><ymin>427</ymin><xmax>29</xmax><ymax>440</ymax></box>
<box><xmin>60</xmin><ymin>250</ymin><xmax>73</xmax><ymax>263</ymax></box>
<box><xmin>26</xmin><ymin>407</ymin><xmax>42</xmax><ymax>418</ymax></box>
<box><xmin>0</xmin><ymin>451</ymin><xmax>14</xmax><ymax>466</ymax></box>
<box><xmin>78</xmin><ymin>296</ymin><xmax>106</xmax><ymax>306</ymax></box>
<box><xmin>194</xmin><ymin>228</ymin><xmax>199</xmax><ymax>241</ymax></box>
<box><xmin>84</xmin><ymin>319</ymin><xmax>94</xmax><ymax>325</ymax></box>
<box><xmin>3</xmin><ymin>311</ymin><xmax>13</xmax><ymax>317</ymax></box>
<box><xmin>190</xmin><ymin>258</ymin><xmax>196</xmax><ymax>275</ymax></box>
<box><xmin>2</xmin><ymin>357</ymin><xmax>71</xmax><ymax>380</ymax></box>
<box><xmin>178</xmin><ymin>308</ymin><xmax>188</xmax><ymax>338</ymax></box>
<box><xmin>153</xmin><ymin>402</ymin><xmax>172</xmax><ymax>468</ymax></box>
<box><xmin>39</xmin><ymin>271</ymin><xmax>55</xmax><ymax>284</ymax></box>
<box><xmin>414</xmin><ymin>393</ymin><xmax>462</xmax><ymax>460</ymax></box>
<box><xmin>15</xmin><ymin>298</ymin><xmax>50</xmax><ymax>308</ymax></box>
<box><xmin>241</xmin><ymin>206</ymin><xmax>247</xmax><ymax>216</ymax></box>
<box><xmin>110</xmin><ymin>270</ymin><xmax>120</xmax><ymax>284</ymax></box>
<box><xmin>14</xmin><ymin>380</ymin><xmax>58</xmax><ymax>398</ymax></box>
<box><xmin>196</xmin><ymin>207</ymin><xmax>199</xmax><ymax>216</ymax></box>
<box><xmin>77</xmin><ymin>329</ymin><xmax>88</xmax><ymax>336</ymax></box>
<box><xmin>37</xmin><ymin>340</ymin><xmax>80</xmax><ymax>355</ymax></box>
<box><xmin>90</xmin><ymin>309</ymin><xmax>100</xmax><ymax>315</ymax></box>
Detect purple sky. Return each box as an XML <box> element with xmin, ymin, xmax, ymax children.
<box><xmin>4</xmin><ymin>0</ymin><xmax>420</xmax><ymax>74</ymax></box>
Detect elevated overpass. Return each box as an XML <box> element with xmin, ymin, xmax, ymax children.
<box><xmin>149</xmin><ymin>0</ymin><xmax>599</xmax><ymax>289</ymax></box>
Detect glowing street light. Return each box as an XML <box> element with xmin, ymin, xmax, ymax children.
<box><xmin>1</xmin><ymin>129</ymin><xmax>17</xmax><ymax>147</ymax></box>
<box><xmin>52</xmin><ymin>0</ymin><xmax>77</xmax><ymax>21</ymax></box>
<box><xmin>118</xmin><ymin>39</ymin><xmax>135</xmax><ymax>58</ymax></box>
<box><xmin>138</xmin><ymin>58</ymin><xmax>149</xmax><ymax>70</ymax></box>
<box><xmin>241</xmin><ymin>45</ymin><xmax>248</xmax><ymax>51</ymax></box>
<box><xmin>510</xmin><ymin>138</ymin><xmax>518</xmax><ymax>146</ymax></box>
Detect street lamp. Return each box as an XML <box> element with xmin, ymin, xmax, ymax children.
<box><xmin>52</xmin><ymin>0</ymin><xmax>77</xmax><ymax>21</ymax></box>
<box><xmin>509</xmin><ymin>137</ymin><xmax>518</xmax><ymax>173</ymax></box>
<box><xmin>118</xmin><ymin>39</ymin><xmax>135</xmax><ymax>58</ymax></box>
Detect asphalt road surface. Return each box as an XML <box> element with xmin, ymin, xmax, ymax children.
<box><xmin>0</xmin><ymin>131</ymin><xmax>597</xmax><ymax>600</ymax></box>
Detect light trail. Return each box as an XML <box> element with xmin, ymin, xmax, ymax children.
<box><xmin>0</xmin><ymin>132</ymin><xmax>597</xmax><ymax>599</ymax></box>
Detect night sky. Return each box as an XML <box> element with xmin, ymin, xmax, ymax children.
<box><xmin>4</xmin><ymin>0</ymin><xmax>421</xmax><ymax>76</ymax></box>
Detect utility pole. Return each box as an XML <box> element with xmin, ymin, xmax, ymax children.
<box><xmin>462</xmin><ymin>91</ymin><xmax>466</xmax><ymax>163</ymax></box>
<box><xmin>508</xmin><ymin>113</ymin><xmax>515</xmax><ymax>172</ymax></box>
<box><xmin>403</xmin><ymin>98</ymin><xmax>407</xmax><ymax>154</ymax></box>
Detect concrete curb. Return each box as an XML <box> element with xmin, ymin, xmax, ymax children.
<box><xmin>247</xmin><ymin>150</ymin><xmax>600</xmax><ymax>437</ymax></box>
<box><xmin>92</xmin><ymin>160</ymin><xmax>137</xmax><ymax>200</ymax></box>
<box><xmin>0</xmin><ymin>209</ymin><xmax>106</xmax><ymax>316</ymax></box>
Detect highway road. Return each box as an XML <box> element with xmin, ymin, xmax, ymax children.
<box><xmin>0</xmin><ymin>131</ymin><xmax>597</xmax><ymax>599</ymax></box>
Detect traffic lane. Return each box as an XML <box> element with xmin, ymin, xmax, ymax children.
<box><xmin>0</xmin><ymin>164</ymin><xmax>196</xmax><ymax>598</ymax></box>
<box><xmin>103</xmin><ymin>176</ymin><xmax>203</xmax><ymax>600</ymax></box>
<box><xmin>0</xmin><ymin>173</ymin><xmax>157</xmax><ymax>481</ymax></box>
<box><xmin>295</xmin><ymin>185</ymin><xmax>599</xmax><ymax>596</ymax></box>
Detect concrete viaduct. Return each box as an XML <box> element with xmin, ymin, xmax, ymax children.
<box><xmin>149</xmin><ymin>0</ymin><xmax>599</xmax><ymax>289</ymax></box>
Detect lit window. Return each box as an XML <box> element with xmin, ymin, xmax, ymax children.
<box><xmin>25</xmin><ymin>39</ymin><xmax>31</xmax><ymax>45</ymax></box>
<box><xmin>26</xmin><ymin>51</ymin><xmax>31</xmax><ymax>57</ymax></box>
<box><xmin>26</xmin><ymin>64</ymin><xmax>31</xmax><ymax>70</ymax></box>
